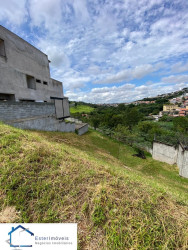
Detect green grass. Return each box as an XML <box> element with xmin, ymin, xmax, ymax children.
<box><xmin>0</xmin><ymin>123</ymin><xmax>188</xmax><ymax>249</ymax></box>
<box><xmin>70</xmin><ymin>104</ymin><xmax>94</xmax><ymax>113</ymax></box>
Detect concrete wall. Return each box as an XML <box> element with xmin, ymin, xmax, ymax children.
<box><xmin>76</xmin><ymin>123</ymin><xmax>88</xmax><ymax>135</ymax></box>
<box><xmin>177</xmin><ymin>145</ymin><xmax>188</xmax><ymax>178</ymax></box>
<box><xmin>0</xmin><ymin>101</ymin><xmax>55</xmax><ymax>121</ymax></box>
<box><xmin>0</xmin><ymin>25</ymin><xmax>63</xmax><ymax>102</ymax></box>
<box><xmin>152</xmin><ymin>141</ymin><xmax>177</xmax><ymax>165</ymax></box>
<box><xmin>7</xmin><ymin>116</ymin><xmax>75</xmax><ymax>133</ymax></box>
<box><xmin>152</xmin><ymin>141</ymin><xmax>188</xmax><ymax>178</ymax></box>
<box><xmin>66</xmin><ymin>118</ymin><xmax>88</xmax><ymax>135</ymax></box>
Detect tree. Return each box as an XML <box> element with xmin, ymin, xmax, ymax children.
<box><xmin>155</xmin><ymin>98</ymin><xmax>169</xmax><ymax>104</ymax></box>
<box><xmin>159</xmin><ymin>115</ymin><xmax>174</xmax><ymax>122</ymax></box>
<box><xmin>152</xmin><ymin>109</ymin><xmax>160</xmax><ymax>115</ymax></box>
<box><xmin>124</xmin><ymin>108</ymin><xmax>143</xmax><ymax>130</ymax></box>
<box><xmin>137</xmin><ymin>121</ymin><xmax>162</xmax><ymax>142</ymax></box>
<box><xmin>138</xmin><ymin>121</ymin><xmax>158</xmax><ymax>134</ymax></box>
<box><xmin>91</xmin><ymin>117</ymin><xmax>100</xmax><ymax>130</ymax></box>
<box><xmin>109</xmin><ymin>114</ymin><xmax>124</xmax><ymax>128</ymax></box>
<box><xmin>173</xmin><ymin>117</ymin><xmax>188</xmax><ymax>134</ymax></box>
<box><xmin>114</xmin><ymin>124</ymin><xmax>136</xmax><ymax>145</ymax></box>
<box><xmin>118</xmin><ymin>103</ymin><xmax>126</xmax><ymax>111</ymax></box>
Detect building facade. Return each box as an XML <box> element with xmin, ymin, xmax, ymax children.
<box><xmin>0</xmin><ymin>25</ymin><xmax>63</xmax><ymax>102</ymax></box>
<box><xmin>163</xmin><ymin>104</ymin><xmax>179</xmax><ymax>112</ymax></box>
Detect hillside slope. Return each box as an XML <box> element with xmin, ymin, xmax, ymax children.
<box><xmin>70</xmin><ymin>104</ymin><xmax>94</xmax><ymax>114</ymax></box>
<box><xmin>0</xmin><ymin>123</ymin><xmax>188</xmax><ymax>249</ymax></box>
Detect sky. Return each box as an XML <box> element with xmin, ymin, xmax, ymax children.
<box><xmin>0</xmin><ymin>0</ymin><xmax>188</xmax><ymax>103</ymax></box>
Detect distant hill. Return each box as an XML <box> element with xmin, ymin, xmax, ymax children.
<box><xmin>0</xmin><ymin>123</ymin><xmax>188</xmax><ymax>249</ymax></box>
<box><xmin>70</xmin><ymin>88</ymin><xmax>188</xmax><ymax>106</ymax></box>
<box><xmin>140</xmin><ymin>87</ymin><xmax>188</xmax><ymax>102</ymax></box>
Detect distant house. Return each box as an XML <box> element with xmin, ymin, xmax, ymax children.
<box><xmin>163</xmin><ymin>104</ymin><xmax>179</xmax><ymax>112</ymax></box>
<box><xmin>161</xmin><ymin>104</ymin><xmax>188</xmax><ymax>117</ymax></box>
<box><xmin>133</xmin><ymin>100</ymin><xmax>156</xmax><ymax>105</ymax></box>
<box><xmin>179</xmin><ymin>108</ymin><xmax>188</xmax><ymax>117</ymax></box>
<box><xmin>8</xmin><ymin>225</ymin><xmax>34</xmax><ymax>247</ymax></box>
<box><xmin>184</xmin><ymin>100</ymin><xmax>188</xmax><ymax>106</ymax></box>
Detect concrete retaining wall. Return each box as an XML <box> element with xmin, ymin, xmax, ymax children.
<box><xmin>152</xmin><ymin>141</ymin><xmax>188</xmax><ymax>178</ymax></box>
<box><xmin>76</xmin><ymin>123</ymin><xmax>88</xmax><ymax>135</ymax></box>
<box><xmin>177</xmin><ymin>145</ymin><xmax>188</xmax><ymax>178</ymax></box>
<box><xmin>67</xmin><ymin>117</ymin><xmax>88</xmax><ymax>135</ymax></box>
<box><xmin>152</xmin><ymin>141</ymin><xmax>178</xmax><ymax>165</ymax></box>
<box><xmin>0</xmin><ymin>101</ymin><xmax>55</xmax><ymax>121</ymax></box>
<box><xmin>7</xmin><ymin>116</ymin><xmax>75</xmax><ymax>133</ymax></box>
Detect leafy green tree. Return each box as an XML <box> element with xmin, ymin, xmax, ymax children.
<box><xmin>91</xmin><ymin>117</ymin><xmax>100</xmax><ymax>130</ymax></box>
<box><xmin>118</xmin><ymin>103</ymin><xmax>126</xmax><ymax>111</ymax></box>
<box><xmin>152</xmin><ymin>109</ymin><xmax>160</xmax><ymax>115</ymax></box>
<box><xmin>173</xmin><ymin>117</ymin><xmax>188</xmax><ymax>134</ymax></box>
<box><xmin>137</xmin><ymin>121</ymin><xmax>162</xmax><ymax>142</ymax></box>
<box><xmin>124</xmin><ymin>108</ymin><xmax>143</xmax><ymax>130</ymax></box>
<box><xmin>155</xmin><ymin>98</ymin><xmax>169</xmax><ymax>104</ymax></box>
<box><xmin>159</xmin><ymin>115</ymin><xmax>174</xmax><ymax>122</ymax></box>
<box><xmin>109</xmin><ymin>114</ymin><xmax>124</xmax><ymax>128</ymax></box>
<box><xmin>138</xmin><ymin>121</ymin><xmax>159</xmax><ymax>134</ymax></box>
<box><xmin>114</xmin><ymin>124</ymin><xmax>136</xmax><ymax>145</ymax></box>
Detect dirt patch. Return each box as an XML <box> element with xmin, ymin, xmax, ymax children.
<box><xmin>0</xmin><ymin>206</ymin><xmax>20</xmax><ymax>223</ymax></box>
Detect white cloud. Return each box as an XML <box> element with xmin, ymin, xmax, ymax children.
<box><xmin>28</xmin><ymin>0</ymin><xmax>188</xmax><ymax>92</ymax></box>
<box><xmin>129</xmin><ymin>31</ymin><xmax>146</xmax><ymax>41</ymax></box>
<box><xmin>29</xmin><ymin>0</ymin><xmax>62</xmax><ymax>30</ymax></box>
<box><xmin>91</xmin><ymin>83</ymin><xmax>135</xmax><ymax>93</ymax></box>
<box><xmin>63</xmin><ymin>76</ymin><xmax>89</xmax><ymax>90</ymax></box>
<box><xmin>95</xmin><ymin>64</ymin><xmax>158</xmax><ymax>84</ymax></box>
<box><xmin>65</xmin><ymin>82</ymin><xmax>188</xmax><ymax>104</ymax></box>
<box><xmin>71</xmin><ymin>0</ymin><xmax>89</xmax><ymax>22</ymax></box>
<box><xmin>162</xmin><ymin>75</ymin><xmax>188</xmax><ymax>84</ymax></box>
<box><xmin>1</xmin><ymin>0</ymin><xmax>188</xmax><ymax>103</ymax></box>
<box><xmin>171</xmin><ymin>62</ymin><xmax>188</xmax><ymax>73</ymax></box>
<box><xmin>37</xmin><ymin>40</ymin><xmax>70</xmax><ymax>68</ymax></box>
<box><xmin>132</xmin><ymin>64</ymin><xmax>154</xmax><ymax>79</ymax></box>
<box><xmin>150</xmin><ymin>18</ymin><xmax>170</xmax><ymax>34</ymax></box>
<box><xmin>0</xmin><ymin>0</ymin><xmax>27</xmax><ymax>25</ymax></box>
<box><xmin>52</xmin><ymin>67</ymin><xmax>90</xmax><ymax>91</ymax></box>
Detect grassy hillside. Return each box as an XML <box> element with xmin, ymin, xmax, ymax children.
<box><xmin>70</xmin><ymin>104</ymin><xmax>94</xmax><ymax>113</ymax></box>
<box><xmin>0</xmin><ymin>123</ymin><xmax>188</xmax><ymax>249</ymax></box>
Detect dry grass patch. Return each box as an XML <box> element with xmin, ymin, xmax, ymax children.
<box><xmin>0</xmin><ymin>206</ymin><xmax>20</xmax><ymax>222</ymax></box>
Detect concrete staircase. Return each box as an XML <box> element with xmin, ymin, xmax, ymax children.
<box><xmin>65</xmin><ymin>117</ymin><xmax>88</xmax><ymax>135</ymax></box>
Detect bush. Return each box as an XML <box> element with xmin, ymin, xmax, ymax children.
<box><xmin>159</xmin><ymin>115</ymin><xmax>174</xmax><ymax>122</ymax></box>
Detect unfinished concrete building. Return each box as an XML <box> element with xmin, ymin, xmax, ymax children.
<box><xmin>0</xmin><ymin>25</ymin><xmax>88</xmax><ymax>135</ymax></box>
<box><xmin>0</xmin><ymin>25</ymin><xmax>65</xmax><ymax>102</ymax></box>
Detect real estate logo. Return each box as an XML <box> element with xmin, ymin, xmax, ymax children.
<box><xmin>8</xmin><ymin>225</ymin><xmax>34</xmax><ymax>248</ymax></box>
<box><xmin>0</xmin><ymin>223</ymin><xmax>77</xmax><ymax>250</ymax></box>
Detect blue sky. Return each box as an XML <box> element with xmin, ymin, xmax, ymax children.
<box><xmin>0</xmin><ymin>0</ymin><xmax>188</xmax><ymax>103</ymax></box>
